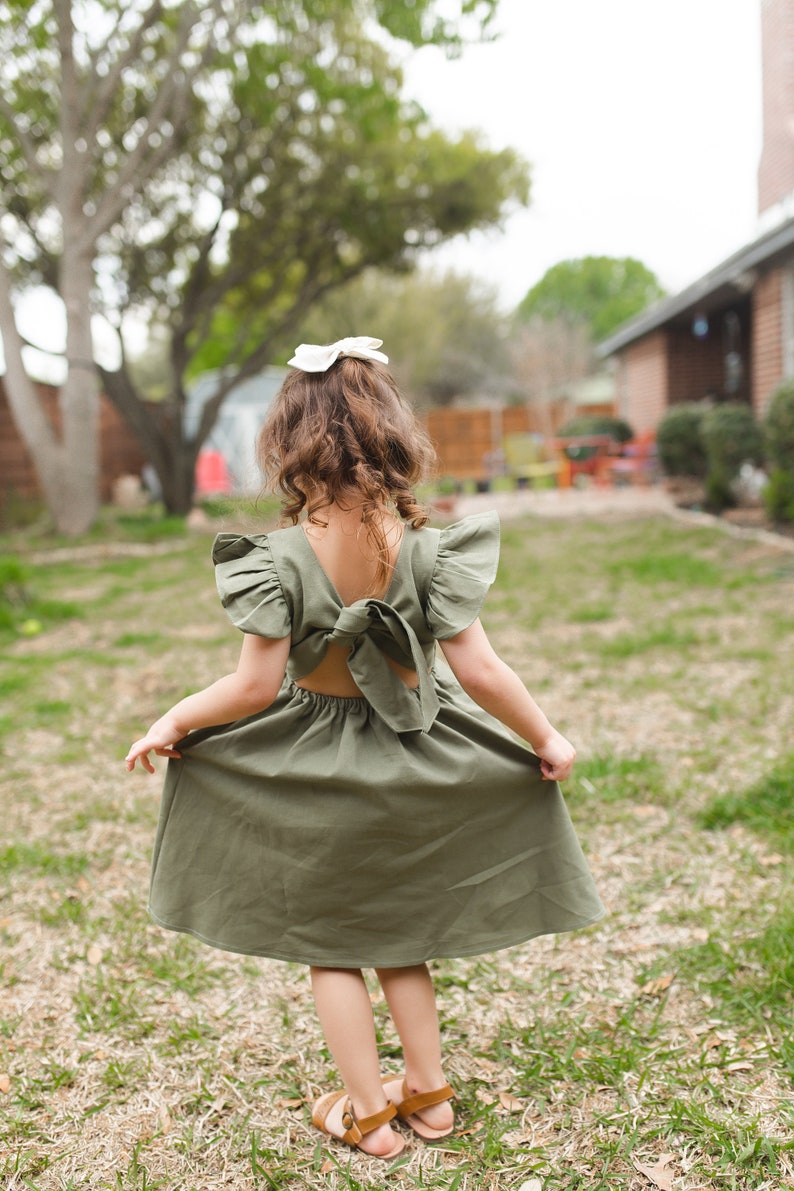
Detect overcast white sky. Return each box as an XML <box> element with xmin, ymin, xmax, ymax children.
<box><xmin>8</xmin><ymin>0</ymin><xmax>764</xmax><ymax>378</ymax></box>
<box><xmin>405</xmin><ymin>0</ymin><xmax>763</xmax><ymax>307</ymax></box>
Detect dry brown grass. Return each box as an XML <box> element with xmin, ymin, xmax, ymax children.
<box><xmin>2</xmin><ymin>501</ymin><xmax>793</xmax><ymax>1190</ymax></box>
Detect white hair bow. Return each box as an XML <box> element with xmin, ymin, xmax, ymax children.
<box><xmin>287</xmin><ymin>336</ymin><xmax>389</xmax><ymax>372</ymax></box>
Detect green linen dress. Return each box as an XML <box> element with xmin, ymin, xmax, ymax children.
<box><xmin>148</xmin><ymin>511</ymin><xmax>604</xmax><ymax>967</ymax></box>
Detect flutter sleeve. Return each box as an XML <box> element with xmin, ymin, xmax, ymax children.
<box><xmin>425</xmin><ymin>510</ymin><xmax>500</xmax><ymax>639</ymax></box>
<box><xmin>212</xmin><ymin>533</ymin><xmax>291</xmax><ymax>638</ymax></box>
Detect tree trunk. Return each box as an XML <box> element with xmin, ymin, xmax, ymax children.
<box><xmin>0</xmin><ymin>259</ymin><xmax>71</xmax><ymax>521</ymax></box>
<box><xmin>99</xmin><ymin>364</ymin><xmax>202</xmax><ymax>516</ymax></box>
<box><xmin>56</xmin><ymin>249</ymin><xmax>101</xmax><ymax>533</ymax></box>
<box><xmin>158</xmin><ymin>441</ymin><xmax>202</xmax><ymax>515</ymax></box>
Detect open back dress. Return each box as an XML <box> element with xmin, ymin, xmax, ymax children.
<box><xmin>148</xmin><ymin>511</ymin><xmax>605</xmax><ymax>967</ymax></box>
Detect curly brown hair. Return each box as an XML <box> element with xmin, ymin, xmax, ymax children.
<box><xmin>257</xmin><ymin>357</ymin><xmax>437</xmax><ymax>588</ymax></box>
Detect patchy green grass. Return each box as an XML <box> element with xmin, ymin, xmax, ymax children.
<box><xmin>0</xmin><ymin>553</ymin><xmax>81</xmax><ymax>639</ymax></box>
<box><xmin>1</xmin><ymin>505</ymin><xmax>793</xmax><ymax>1190</ymax></box>
<box><xmin>568</xmin><ymin>753</ymin><xmax>668</xmax><ymax>806</ymax></box>
<box><xmin>700</xmin><ymin>751</ymin><xmax>794</xmax><ymax>855</ymax></box>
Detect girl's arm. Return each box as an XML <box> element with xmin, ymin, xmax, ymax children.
<box><xmin>125</xmin><ymin>633</ymin><xmax>291</xmax><ymax>774</ymax></box>
<box><xmin>438</xmin><ymin>618</ymin><xmax>575</xmax><ymax>782</ymax></box>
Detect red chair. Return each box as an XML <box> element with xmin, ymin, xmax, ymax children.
<box><xmin>195</xmin><ymin>449</ymin><xmax>232</xmax><ymax>496</ymax></box>
<box><xmin>608</xmin><ymin>433</ymin><xmax>658</xmax><ymax>486</ymax></box>
<box><xmin>553</xmin><ymin>436</ymin><xmax>614</xmax><ymax>487</ymax></box>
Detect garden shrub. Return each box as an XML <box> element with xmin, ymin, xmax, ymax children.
<box><xmin>763</xmin><ymin>381</ymin><xmax>794</xmax><ymax>523</ymax></box>
<box><xmin>702</xmin><ymin>402</ymin><xmax>764</xmax><ymax>479</ymax></box>
<box><xmin>764</xmin><ymin>379</ymin><xmax>794</xmax><ymax>473</ymax></box>
<box><xmin>558</xmin><ymin>415</ymin><xmax>634</xmax><ymax>444</ymax></box>
<box><xmin>704</xmin><ymin>466</ymin><xmax>736</xmax><ymax>513</ymax></box>
<box><xmin>700</xmin><ymin>402</ymin><xmax>764</xmax><ymax>512</ymax></box>
<box><xmin>763</xmin><ymin>468</ymin><xmax>794</xmax><ymax>523</ymax></box>
<box><xmin>656</xmin><ymin>403</ymin><xmax>708</xmax><ymax>478</ymax></box>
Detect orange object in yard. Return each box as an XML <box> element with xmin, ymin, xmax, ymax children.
<box><xmin>608</xmin><ymin>433</ymin><xmax>658</xmax><ymax>486</ymax></box>
<box><xmin>195</xmin><ymin>449</ymin><xmax>232</xmax><ymax>496</ymax></box>
<box><xmin>552</xmin><ymin>436</ymin><xmax>614</xmax><ymax>487</ymax></box>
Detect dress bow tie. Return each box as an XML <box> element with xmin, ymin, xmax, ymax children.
<box><xmin>327</xmin><ymin>600</ymin><xmax>438</xmax><ymax>734</ymax></box>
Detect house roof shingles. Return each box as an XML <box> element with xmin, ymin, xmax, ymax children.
<box><xmin>598</xmin><ymin>213</ymin><xmax>794</xmax><ymax>357</ymax></box>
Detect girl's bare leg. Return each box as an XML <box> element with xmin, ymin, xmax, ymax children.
<box><xmin>376</xmin><ymin>964</ymin><xmax>454</xmax><ymax>1133</ymax></box>
<box><xmin>309</xmin><ymin>966</ymin><xmax>401</xmax><ymax>1156</ymax></box>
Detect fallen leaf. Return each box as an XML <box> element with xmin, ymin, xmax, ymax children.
<box><xmin>86</xmin><ymin>945</ymin><xmax>102</xmax><ymax>966</ymax></box>
<box><xmin>275</xmin><ymin>1097</ymin><xmax>304</xmax><ymax>1109</ymax></box>
<box><xmin>640</xmin><ymin>974</ymin><xmax>675</xmax><ymax>997</ymax></box>
<box><xmin>517</xmin><ymin>1181</ymin><xmax>543</xmax><ymax>1191</ymax></box>
<box><xmin>758</xmin><ymin>852</ymin><xmax>783</xmax><ymax>866</ymax></box>
<box><xmin>631</xmin><ymin>1152</ymin><xmax>675</xmax><ymax>1190</ymax></box>
<box><xmin>0</xmin><ymin>1074</ymin><xmax>10</xmax><ymax>1094</ymax></box>
<box><xmin>158</xmin><ymin>1104</ymin><xmax>172</xmax><ymax>1134</ymax></box>
<box><xmin>498</xmin><ymin>1091</ymin><xmax>523</xmax><ymax>1112</ymax></box>
<box><xmin>319</xmin><ymin>1159</ymin><xmax>334</xmax><ymax>1174</ymax></box>
<box><xmin>725</xmin><ymin>1061</ymin><xmax>753</xmax><ymax>1072</ymax></box>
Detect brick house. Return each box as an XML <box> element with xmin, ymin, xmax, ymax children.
<box><xmin>600</xmin><ymin>0</ymin><xmax>794</xmax><ymax>431</ymax></box>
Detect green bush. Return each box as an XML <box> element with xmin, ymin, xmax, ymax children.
<box><xmin>558</xmin><ymin>414</ymin><xmax>634</xmax><ymax>444</ymax></box>
<box><xmin>764</xmin><ymin>378</ymin><xmax>794</xmax><ymax>473</ymax></box>
<box><xmin>656</xmin><ymin>403</ymin><xmax>708</xmax><ymax>478</ymax></box>
<box><xmin>697</xmin><ymin>402</ymin><xmax>765</xmax><ymax>512</ymax></box>
<box><xmin>762</xmin><ymin>381</ymin><xmax>794</xmax><ymax>523</ymax></box>
<box><xmin>763</xmin><ymin>467</ymin><xmax>794</xmax><ymax>523</ymax></box>
<box><xmin>702</xmin><ymin>402</ymin><xmax>764</xmax><ymax>480</ymax></box>
<box><xmin>704</xmin><ymin>466</ymin><xmax>736</xmax><ymax>513</ymax></box>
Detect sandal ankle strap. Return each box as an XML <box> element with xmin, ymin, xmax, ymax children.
<box><xmin>397</xmin><ymin>1081</ymin><xmax>455</xmax><ymax>1119</ymax></box>
<box><xmin>340</xmin><ymin>1099</ymin><xmax>397</xmax><ymax>1145</ymax></box>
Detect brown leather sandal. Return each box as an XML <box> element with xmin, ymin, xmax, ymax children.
<box><xmin>382</xmin><ymin>1076</ymin><xmax>456</xmax><ymax>1141</ymax></box>
<box><xmin>312</xmin><ymin>1088</ymin><xmax>406</xmax><ymax>1159</ymax></box>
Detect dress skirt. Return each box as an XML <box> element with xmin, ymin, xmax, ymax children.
<box><xmin>148</xmin><ymin>670</ymin><xmax>605</xmax><ymax>968</ymax></box>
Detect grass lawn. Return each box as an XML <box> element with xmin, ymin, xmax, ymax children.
<box><xmin>1</xmin><ymin>505</ymin><xmax>793</xmax><ymax>1190</ymax></box>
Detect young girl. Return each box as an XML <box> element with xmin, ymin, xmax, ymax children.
<box><xmin>126</xmin><ymin>336</ymin><xmax>604</xmax><ymax>1161</ymax></box>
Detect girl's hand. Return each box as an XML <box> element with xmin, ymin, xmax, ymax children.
<box><xmin>535</xmin><ymin>729</ymin><xmax>576</xmax><ymax>782</ymax></box>
<box><xmin>125</xmin><ymin>717</ymin><xmax>184</xmax><ymax>774</ymax></box>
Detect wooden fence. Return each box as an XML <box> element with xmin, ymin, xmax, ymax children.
<box><xmin>423</xmin><ymin>403</ymin><xmax>573</xmax><ymax>482</ymax></box>
<box><xmin>2</xmin><ymin>380</ymin><xmax>616</xmax><ymax>512</ymax></box>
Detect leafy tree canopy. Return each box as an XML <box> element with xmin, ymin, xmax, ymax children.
<box><xmin>0</xmin><ymin>0</ymin><xmax>529</xmax><ymax>520</ymax></box>
<box><xmin>278</xmin><ymin>266</ymin><xmax>511</xmax><ymax>405</ymax></box>
<box><xmin>516</xmin><ymin>256</ymin><xmax>665</xmax><ymax>343</ymax></box>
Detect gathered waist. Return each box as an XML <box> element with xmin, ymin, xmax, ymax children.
<box><xmin>288</xmin><ymin>680</ymin><xmax>368</xmax><ymax>708</ymax></box>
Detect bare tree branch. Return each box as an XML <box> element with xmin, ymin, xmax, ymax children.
<box><xmin>83</xmin><ymin>0</ymin><xmax>165</xmax><ymax>139</ymax></box>
<box><xmin>83</xmin><ymin>2</ymin><xmax>225</xmax><ymax>244</ymax></box>
<box><xmin>54</xmin><ymin>0</ymin><xmax>83</xmax><ymax>213</ymax></box>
